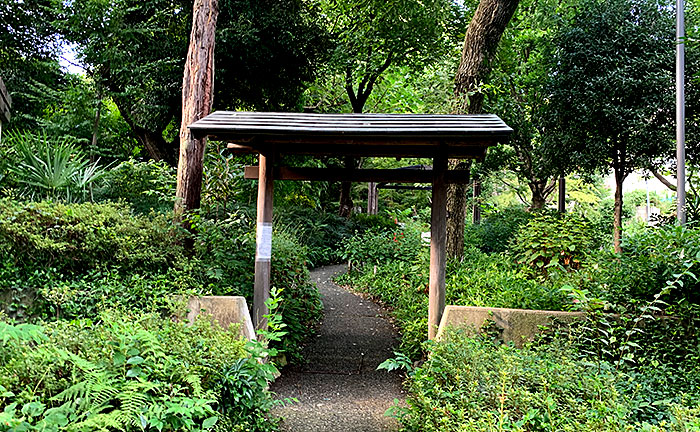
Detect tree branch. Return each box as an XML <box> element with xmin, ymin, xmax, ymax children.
<box><xmin>499</xmin><ymin>177</ymin><xmax>529</xmax><ymax>205</ymax></box>
<box><xmin>651</xmin><ymin>169</ymin><xmax>676</xmax><ymax>191</ymax></box>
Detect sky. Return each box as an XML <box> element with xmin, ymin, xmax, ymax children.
<box><xmin>59</xmin><ymin>42</ymin><xmax>85</xmax><ymax>75</ymax></box>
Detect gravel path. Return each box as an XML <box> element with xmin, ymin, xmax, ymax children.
<box><xmin>269</xmin><ymin>264</ymin><xmax>405</xmax><ymax>432</ymax></box>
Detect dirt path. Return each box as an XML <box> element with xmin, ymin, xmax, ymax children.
<box><xmin>270</xmin><ymin>264</ymin><xmax>405</xmax><ymax>432</ymax></box>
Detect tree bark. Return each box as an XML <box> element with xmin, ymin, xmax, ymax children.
<box><xmin>90</xmin><ymin>98</ymin><xmax>101</xmax><ymax>161</ymax></box>
<box><xmin>454</xmin><ymin>0</ymin><xmax>520</xmax><ymax>113</ymax></box>
<box><xmin>472</xmin><ymin>176</ymin><xmax>482</xmax><ymax>224</ymax></box>
<box><xmin>112</xmin><ymin>98</ymin><xmax>178</xmax><ymax>165</ymax></box>
<box><xmin>558</xmin><ymin>176</ymin><xmax>566</xmax><ymax>213</ymax></box>
<box><xmin>446</xmin><ymin>0</ymin><xmax>520</xmax><ymax>259</ymax></box>
<box><xmin>651</xmin><ymin>169</ymin><xmax>677</xmax><ymax>191</ymax></box>
<box><xmin>528</xmin><ymin>179</ymin><xmax>557</xmax><ymax>210</ymax></box>
<box><xmin>613</xmin><ymin>170</ymin><xmax>625</xmax><ymax>253</ymax></box>
<box><xmin>174</xmin><ymin>0</ymin><xmax>219</xmax><ymax>218</ymax></box>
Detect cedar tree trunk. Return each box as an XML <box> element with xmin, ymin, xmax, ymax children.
<box><xmin>447</xmin><ymin>0</ymin><xmax>520</xmax><ymax>259</ymax></box>
<box><xmin>174</xmin><ymin>0</ymin><xmax>219</xmax><ymax>217</ymax></box>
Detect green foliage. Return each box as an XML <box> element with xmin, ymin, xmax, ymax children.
<box><xmin>0</xmin><ymin>199</ymin><xmax>201</xmax><ymax>320</ymax></box>
<box><xmin>464</xmin><ymin>207</ymin><xmax>532</xmax><ymax>253</ymax></box>
<box><xmin>59</xmin><ymin>0</ymin><xmax>328</xmax><ymax>160</ymax></box>
<box><xmin>481</xmin><ymin>0</ymin><xmax>564</xmax><ymax>208</ymax></box>
<box><xmin>342</xmin><ymin>221</ymin><xmax>424</xmax><ymax>268</ymax></box>
<box><xmin>318</xmin><ymin>0</ymin><xmax>464</xmax><ymax>112</ymax></box>
<box><xmin>99</xmin><ymin>159</ymin><xmax>177</xmax><ymax>213</ymax></box>
<box><xmin>395</xmin><ymin>330</ymin><xmax>699</xmax><ymax>431</ymax></box>
<box><xmin>340</xmin><ymin>221</ymin><xmax>568</xmax><ymax>356</ymax></box>
<box><xmin>215</xmin><ymin>0</ymin><xmax>329</xmax><ymax>112</ymax></box>
<box><xmin>544</xmin><ymin>0</ymin><xmax>675</xmax><ymax>181</ymax></box>
<box><xmin>201</xmin><ymin>149</ymin><xmax>256</xmax><ymax>218</ymax></box>
<box><xmin>0</xmin><ymin>200</ymin><xmax>182</xmax><ymax>275</ymax></box>
<box><xmin>512</xmin><ymin>213</ymin><xmax>594</xmax><ymax>274</ymax></box>
<box><xmin>571</xmin><ymin>224</ymin><xmax>700</xmax><ymax>305</ymax></box>
<box><xmin>189</xmin><ymin>213</ymin><xmax>322</xmax><ymax>363</ymax></box>
<box><xmin>0</xmin><ymin>310</ymin><xmax>280</xmax><ymax>431</ymax></box>
<box><xmin>26</xmin><ymin>75</ymin><xmax>140</xmax><ymax>160</ymax></box>
<box><xmin>2</xmin><ymin>131</ymin><xmax>109</xmax><ymax>203</ymax></box>
<box><xmin>0</xmin><ymin>0</ymin><xmax>64</xmax><ymax>131</ymax></box>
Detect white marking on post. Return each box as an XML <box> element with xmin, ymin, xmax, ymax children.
<box><xmin>256</xmin><ymin>222</ymin><xmax>272</xmax><ymax>261</ymax></box>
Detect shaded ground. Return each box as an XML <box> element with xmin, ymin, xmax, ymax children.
<box><xmin>270</xmin><ymin>264</ymin><xmax>405</xmax><ymax>432</ymax></box>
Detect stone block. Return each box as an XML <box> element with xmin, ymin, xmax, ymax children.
<box><xmin>187</xmin><ymin>296</ymin><xmax>256</xmax><ymax>341</ymax></box>
<box><xmin>436</xmin><ymin>305</ymin><xmax>584</xmax><ymax>347</ymax></box>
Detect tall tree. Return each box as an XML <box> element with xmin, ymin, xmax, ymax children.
<box><xmin>61</xmin><ymin>0</ymin><xmax>327</xmax><ymax>164</ymax></box>
<box><xmin>322</xmin><ymin>0</ymin><xmax>463</xmax><ymax>114</ymax></box>
<box><xmin>480</xmin><ymin>0</ymin><xmax>563</xmax><ymax>210</ymax></box>
<box><xmin>544</xmin><ymin>0</ymin><xmax>675</xmax><ymax>252</ymax></box>
<box><xmin>319</xmin><ymin>0</ymin><xmax>464</xmax><ymax>216</ymax></box>
<box><xmin>175</xmin><ymin>0</ymin><xmax>218</xmax><ymax>216</ymax></box>
<box><xmin>447</xmin><ymin>0</ymin><xmax>520</xmax><ymax>259</ymax></box>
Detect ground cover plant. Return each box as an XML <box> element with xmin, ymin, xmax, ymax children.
<box><xmin>0</xmin><ymin>309</ymin><xmax>282</xmax><ymax>431</ymax></box>
<box><xmin>391</xmin><ymin>329</ymin><xmax>700</xmax><ymax>432</ymax></box>
<box><xmin>339</xmin><ymin>215</ymin><xmax>571</xmax><ymax>356</ymax></box>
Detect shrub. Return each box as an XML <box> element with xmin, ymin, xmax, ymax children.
<box><xmin>0</xmin><ymin>199</ymin><xmax>184</xmax><ymax>275</ymax></box>
<box><xmin>394</xmin><ymin>330</ymin><xmax>699</xmax><ymax>432</ymax></box>
<box><xmin>464</xmin><ymin>206</ymin><xmax>532</xmax><ymax>253</ymax></box>
<box><xmin>0</xmin><ymin>199</ymin><xmax>198</xmax><ymax>320</ymax></box>
<box><xmin>341</xmin><ymin>220</ymin><xmax>424</xmax><ymax>269</ymax></box>
<box><xmin>0</xmin><ymin>310</ymin><xmax>279</xmax><ymax>431</ymax></box>
<box><xmin>566</xmin><ymin>224</ymin><xmax>700</xmax><ymax>306</ymax></box>
<box><xmin>397</xmin><ymin>330</ymin><xmax>629</xmax><ymax>432</ymax></box>
<box><xmin>99</xmin><ymin>159</ymin><xmax>176</xmax><ymax>214</ymax></box>
<box><xmin>512</xmin><ymin>213</ymin><xmax>594</xmax><ymax>274</ymax></box>
<box><xmin>274</xmin><ymin>208</ymin><xmax>396</xmax><ymax>267</ymax></box>
<box><xmin>341</xmin><ymin>228</ymin><xmax>568</xmax><ymax>357</ymax></box>
<box><xmin>0</xmin><ymin>201</ymin><xmax>321</xmax><ymax>363</ymax></box>
<box><xmin>2</xmin><ymin>131</ymin><xmax>108</xmax><ymax>203</ymax></box>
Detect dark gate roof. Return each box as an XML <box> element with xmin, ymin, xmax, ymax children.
<box><xmin>189</xmin><ymin>111</ymin><xmax>512</xmax><ymax>159</ymax></box>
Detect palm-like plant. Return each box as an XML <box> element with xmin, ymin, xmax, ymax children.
<box><xmin>5</xmin><ymin>131</ymin><xmax>108</xmax><ymax>202</ymax></box>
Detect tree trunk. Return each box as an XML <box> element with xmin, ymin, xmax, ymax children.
<box><xmin>454</xmin><ymin>0</ymin><xmax>520</xmax><ymax>113</ymax></box>
<box><xmin>446</xmin><ymin>0</ymin><xmax>520</xmax><ymax>259</ymax></box>
<box><xmin>367</xmin><ymin>182</ymin><xmax>378</xmax><ymax>214</ymax></box>
<box><xmin>613</xmin><ymin>171</ymin><xmax>625</xmax><ymax>253</ymax></box>
<box><xmin>174</xmin><ymin>0</ymin><xmax>219</xmax><ymax>218</ymax></box>
<box><xmin>90</xmin><ymin>98</ymin><xmax>101</xmax><ymax>161</ymax></box>
<box><xmin>528</xmin><ymin>179</ymin><xmax>557</xmax><ymax>210</ymax></box>
<box><xmin>446</xmin><ymin>160</ymin><xmax>471</xmax><ymax>259</ymax></box>
<box><xmin>113</xmin><ymin>99</ymin><xmax>177</xmax><ymax>165</ymax></box>
<box><xmin>530</xmin><ymin>189</ymin><xmax>546</xmax><ymax>210</ymax></box>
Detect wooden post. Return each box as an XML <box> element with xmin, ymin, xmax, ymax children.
<box><xmin>254</xmin><ymin>152</ymin><xmax>275</xmax><ymax>330</ymax></box>
<box><xmin>174</xmin><ymin>0</ymin><xmax>219</xmax><ymax>217</ymax></box>
<box><xmin>367</xmin><ymin>182</ymin><xmax>378</xmax><ymax>214</ymax></box>
<box><xmin>472</xmin><ymin>176</ymin><xmax>482</xmax><ymax>224</ymax></box>
<box><xmin>558</xmin><ymin>176</ymin><xmax>566</xmax><ymax>213</ymax></box>
<box><xmin>428</xmin><ymin>152</ymin><xmax>448</xmax><ymax>339</ymax></box>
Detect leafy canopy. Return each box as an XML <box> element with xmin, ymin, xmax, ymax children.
<box><xmin>543</xmin><ymin>0</ymin><xmax>676</xmax><ymax>178</ymax></box>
